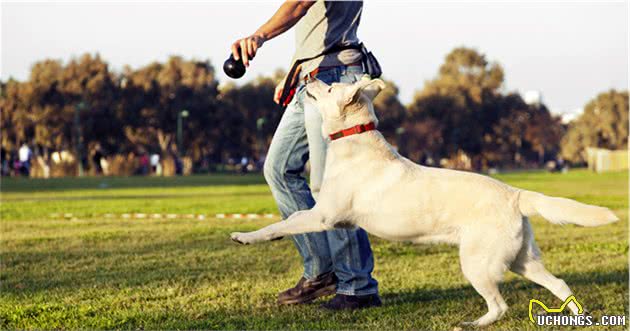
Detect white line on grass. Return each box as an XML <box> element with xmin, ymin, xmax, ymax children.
<box><xmin>48</xmin><ymin>213</ymin><xmax>279</xmax><ymax>220</ymax></box>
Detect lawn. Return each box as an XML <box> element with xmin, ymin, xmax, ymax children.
<box><xmin>0</xmin><ymin>170</ymin><xmax>627</xmax><ymax>330</ymax></box>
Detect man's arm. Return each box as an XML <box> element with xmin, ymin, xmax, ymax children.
<box><xmin>231</xmin><ymin>0</ymin><xmax>315</xmax><ymax>67</ymax></box>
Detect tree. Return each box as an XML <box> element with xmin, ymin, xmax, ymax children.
<box><xmin>561</xmin><ymin>90</ymin><xmax>629</xmax><ymax>163</ymax></box>
<box><xmin>407</xmin><ymin>47</ymin><xmax>505</xmax><ymax>167</ymax></box>
<box><xmin>484</xmin><ymin>94</ymin><xmax>564</xmax><ymax>167</ymax></box>
<box><xmin>406</xmin><ymin>47</ymin><xmax>562</xmax><ymax>169</ymax></box>
<box><xmin>119</xmin><ymin>56</ymin><xmax>220</xmax><ymax>160</ymax></box>
<box><xmin>60</xmin><ymin>54</ymin><xmax>120</xmax><ymax>162</ymax></box>
<box><xmin>419</xmin><ymin>47</ymin><xmax>504</xmax><ymax>103</ymax></box>
<box><xmin>218</xmin><ymin>70</ymin><xmax>284</xmax><ymax>161</ymax></box>
<box><xmin>372</xmin><ymin>79</ymin><xmax>407</xmax><ymax>143</ymax></box>
<box><xmin>21</xmin><ymin>59</ymin><xmax>68</xmax><ymax>151</ymax></box>
<box><xmin>0</xmin><ymin>49</ymin><xmax>573</xmax><ymax>175</ymax></box>
<box><xmin>1</xmin><ymin>79</ymin><xmax>32</xmax><ymax>150</ymax></box>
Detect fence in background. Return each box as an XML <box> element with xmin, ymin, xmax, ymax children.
<box><xmin>586</xmin><ymin>148</ymin><xmax>628</xmax><ymax>173</ymax></box>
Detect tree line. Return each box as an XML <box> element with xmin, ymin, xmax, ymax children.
<box><xmin>0</xmin><ymin>47</ymin><xmax>627</xmax><ymax>176</ymax></box>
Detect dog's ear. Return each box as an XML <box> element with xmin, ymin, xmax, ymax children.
<box><xmin>305</xmin><ymin>78</ymin><xmax>330</xmax><ymax>101</ymax></box>
<box><xmin>344</xmin><ymin>76</ymin><xmax>386</xmax><ymax>104</ymax></box>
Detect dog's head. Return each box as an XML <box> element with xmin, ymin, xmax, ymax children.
<box><xmin>305</xmin><ymin>76</ymin><xmax>386</xmax><ymax>137</ymax></box>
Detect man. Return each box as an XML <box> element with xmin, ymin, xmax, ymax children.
<box><xmin>18</xmin><ymin>143</ymin><xmax>32</xmax><ymax>177</ymax></box>
<box><xmin>230</xmin><ymin>0</ymin><xmax>380</xmax><ymax>310</ymax></box>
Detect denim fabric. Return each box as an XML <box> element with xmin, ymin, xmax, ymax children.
<box><xmin>263</xmin><ymin>65</ymin><xmax>378</xmax><ymax>296</ymax></box>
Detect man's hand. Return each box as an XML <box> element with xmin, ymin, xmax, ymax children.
<box><xmin>231</xmin><ymin>34</ymin><xmax>266</xmax><ymax>67</ymax></box>
<box><xmin>229</xmin><ymin>1</ymin><xmax>315</xmax><ymax>69</ymax></box>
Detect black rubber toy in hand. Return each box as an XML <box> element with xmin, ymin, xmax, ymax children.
<box><xmin>223</xmin><ymin>54</ymin><xmax>246</xmax><ymax>79</ymax></box>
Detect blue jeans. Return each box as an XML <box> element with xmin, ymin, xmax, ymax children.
<box><xmin>263</xmin><ymin>65</ymin><xmax>378</xmax><ymax>296</ymax></box>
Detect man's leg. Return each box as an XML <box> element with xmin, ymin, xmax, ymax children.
<box><xmin>304</xmin><ymin>67</ymin><xmax>379</xmax><ymax>307</ymax></box>
<box><xmin>263</xmin><ymin>86</ymin><xmax>336</xmax><ymax>304</ymax></box>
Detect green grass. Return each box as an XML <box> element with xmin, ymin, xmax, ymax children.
<box><xmin>0</xmin><ymin>170</ymin><xmax>627</xmax><ymax>330</ymax></box>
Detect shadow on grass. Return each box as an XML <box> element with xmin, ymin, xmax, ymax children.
<box><xmin>107</xmin><ymin>269</ymin><xmax>628</xmax><ymax>330</ymax></box>
<box><xmin>381</xmin><ymin>269</ymin><xmax>628</xmax><ymax>304</ymax></box>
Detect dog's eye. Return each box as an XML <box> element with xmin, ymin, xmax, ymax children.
<box><xmin>327</xmin><ymin>87</ymin><xmax>332</xmax><ymax>93</ymax></box>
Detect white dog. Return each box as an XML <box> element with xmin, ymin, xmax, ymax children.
<box><xmin>231</xmin><ymin>76</ymin><xmax>618</xmax><ymax>326</ymax></box>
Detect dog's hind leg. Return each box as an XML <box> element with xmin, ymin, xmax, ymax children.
<box><xmin>510</xmin><ymin>218</ymin><xmax>580</xmax><ymax>314</ymax></box>
<box><xmin>458</xmin><ymin>228</ymin><xmax>516</xmax><ymax>326</ymax></box>
<box><xmin>230</xmin><ymin>209</ymin><xmax>330</xmax><ymax>245</ymax></box>
<box><xmin>459</xmin><ymin>258</ymin><xmax>509</xmax><ymax>326</ymax></box>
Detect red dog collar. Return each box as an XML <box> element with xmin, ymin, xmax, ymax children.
<box><xmin>329</xmin><ymin>122</ymin><xmax>376</xmax><ymax>141</ymax></box>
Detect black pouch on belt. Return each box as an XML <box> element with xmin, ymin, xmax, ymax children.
<box><xmin>360</xmin><ymin>43</ymin><xmax>382</xmax><ymax>79</ymax></box>
<box><xmin>278</xmin><ymin>43</ymin><xmax>382</xmax><ymax>107</ymax></box>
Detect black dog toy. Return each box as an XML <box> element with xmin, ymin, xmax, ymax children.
<box><xmin>223</xmin><ymin>54</ymin><xmax>246</xmax><ymax>79</ymax></box>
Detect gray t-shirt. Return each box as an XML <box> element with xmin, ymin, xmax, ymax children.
<box><xmin>292</xmin><ymin>0</ymin><xmax>363</xmax><ymax>78</ymax></box>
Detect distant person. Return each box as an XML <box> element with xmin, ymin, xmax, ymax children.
<box><xmin>173</xmin><ymin>152</ymin><xmax>183</xmax><ymax>175</ymax></box>
<box><xmin>12</xmin><ymin>151</ymin><xmax>20</xmax><ymax>176</ymax></box>
<box><xmin>92</xmin><ymin>145</ymin><xmax>104</xmax><ymax>175</ymax></box>
<box><xmin>150</xmin><ymin>153</ymin><xmax>161</xmax><ymax>175</ymax></box>
<box><xmin>175</xmin><ymin>158</ymin><xmax>183</xmax><ymax>175</ymax></box>
<box><xmin>230</xmin><ymin>0</ymin><xmax>380</xmax><ymax>309</ymax></box>
<box><xmin>199</xmin><ymin>153</ymin><xmax>211</xmax><ymax>173</ymax></box>
<box><xmin>240</xmin><ymin>156</ymin><xmax>248</xmax><ymax>173</ymax></box>
<box><xmin>138</xmin><ymin>153</ymin><xmax>149</xmax><ymax>175</ymax></box>
<box><xmin>18</xmin><ymin>143</ymin><xmax>32</xmax><ymax>176</ymax></box>
<box><xmin>1</xmin><ymin>147</ymin><xmax>9</xmax><ymax>176</ymax></box>
<box><xmin>100</xmin><ymin>156</ymin><xmax>110</xmax><ymax>176</ymax></box>
<box><xmin>256</xmin><ymin>154</ymin><xmax>266</xmax><ymax>172</ymax></box>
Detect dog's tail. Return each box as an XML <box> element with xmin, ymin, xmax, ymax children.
<box><xmin>517</xmin><ymin>190</ymin><xmax>618</xmax><ymax>227</ymax></box>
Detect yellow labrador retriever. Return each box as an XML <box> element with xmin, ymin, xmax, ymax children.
<box><xmin>231</xmin><ymin>76</ymin><xmax>618</xmax><ymax>327</ymax></box>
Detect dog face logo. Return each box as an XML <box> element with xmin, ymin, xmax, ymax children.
<box><xmin>528</xmin><ymin>295</ymin><xmax>583</xmax><ymax>323</ymax></box>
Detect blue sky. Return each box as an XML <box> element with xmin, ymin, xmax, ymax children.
<box><xmin>2</xmin><ymin>1</ymin><xmax>628</xmax><ymax>116</ymax></box>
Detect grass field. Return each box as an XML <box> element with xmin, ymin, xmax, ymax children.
<box><xmin>1</xmin><ymin>170</ymin><xmax>627</xmax><ymax>330</ymax></box>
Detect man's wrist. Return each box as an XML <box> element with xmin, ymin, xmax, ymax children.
<box><xmin>254</xmin><ymin>30</ymin><xmax>268</xmax><ymax>42</ymax></box>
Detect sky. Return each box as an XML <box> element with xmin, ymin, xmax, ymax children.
<box><xmin>1</xmin><ymin>1</ymin><xmax>628</xmax><ymax>116</ymax></box>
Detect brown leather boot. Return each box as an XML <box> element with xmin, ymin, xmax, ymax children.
<box><xmin>277</xmin><ymin>271</ymin><xmax>337</xmax><ymax>305</ymax></box>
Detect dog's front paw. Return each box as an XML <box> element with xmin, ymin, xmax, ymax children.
<box><xmin>230</xmin><ymin>232</ymin><xmax>256</xmax><ymax>245</ymax></box>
